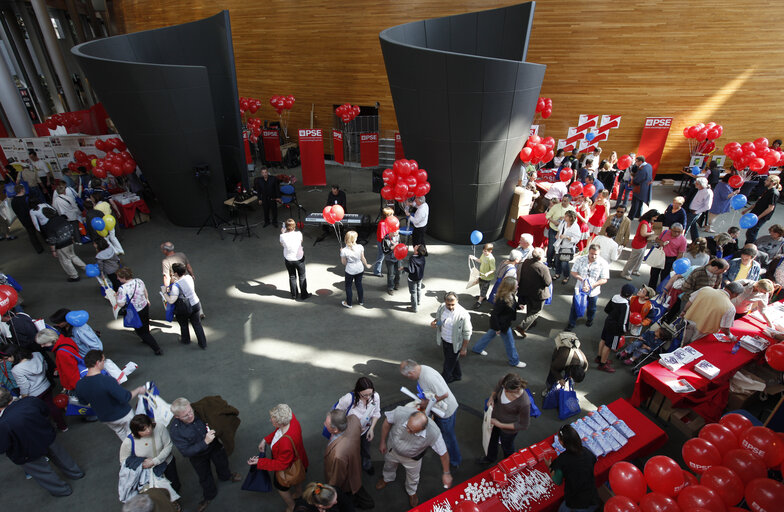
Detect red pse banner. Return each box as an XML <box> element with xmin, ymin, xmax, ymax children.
<box><xmin>394</xmin><ymin>132</ymin><xmax>405</xmax><ymax>160</ymax></box>
<box><xmin>360</xmin><ymin>133</ymin><xmax>379</xmax><ymax>167</ymax></box>
<box><xmin>262</xmin><ymin>129</ymin><xmax>282</xmax><ymax>162</ymax></box>
<box><xmin>242</xmin><ymin>130</ymin><xmax>252</xmax><ymax>165</ymax></box>
<box><xmin>298</xmin><ymin>129</ymin><xmax>326</xmax><ymax>186</ymax></box>
<box><xmin>333</xmin><ymin>129</ymin><xmax>344</xmax><ymax>165</ymax></box>
<box><xmin>638</xmin><ymin>117</ymin><xmax>673</xmax><ymax>177</ymax></box>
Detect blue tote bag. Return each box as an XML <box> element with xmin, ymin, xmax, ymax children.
<box><xmin>558</xmin><ymin>379</ymin><xmax>581</xmax><ymax>420</ymax></box>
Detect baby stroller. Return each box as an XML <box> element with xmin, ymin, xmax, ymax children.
<box><xmin>630</xmin><ymin>317</ymin><xmax>686</xmax><ymax>374</ymax></box>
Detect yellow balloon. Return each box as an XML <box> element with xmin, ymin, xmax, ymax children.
<box><xmin>97</xmin><ymin>229</ymin><xmax>108</xmax><ymax>237</ymax></box>
<box><xmin>103</xmin><ymin>215</ymin><xmax>116</xmax><ymax>231</ymax></box>
<box><xmin>91</xmin><ymin>159</ymin><xmax>97</xmax><ymax>167</ymax></box>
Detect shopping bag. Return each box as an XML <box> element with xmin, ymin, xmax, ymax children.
<box><xmin>466</xmin><ymin>256</ymin><xmax>480</xmax><ymax>289</ymax></box>
<box><xmin>242</xmin><ymin>453</ymin><xmax>272</xmax><ymax>492</ymax></box>
<box><xmin>482</xmin><ymin>404</ymin><xmax>493</xmax><ymax>456</ymax></box>
<box><xmin>644</xmin><ymin>246</ymin><xmax>666</xmax><ymax>269</ymax></box>
<box><xmin>526</xmin><ymin>388</ymin><xmax>541</xmax><ymax>418</ymax></box>
<box><xmin>542</xmin><ymin>385</ymin><xmax>560</xmax><ymax>410</ymax></box>
<box><xmin>135</xmin><ymin>381</ymin><xmax>174</xmax><ymax>427</ymax></box>
<box><xmin>165</xmin><ymin>302</ymin><xmax>176</xmax><ymax>322</ymax></box>
<box><xmin>123</xmin><ymin>295</ymin><xmax>143</xmax><ymax>329</ymax></box>
<box><xmin>558</xmin><ymin>380</ymin><xmax>581</xmax><ymax>420</ymax></box>
<box><xmin>573</xmin><ymin>288</ymin><xmax>588</xmax><ymax>318</ymax></box>
<box><xmin>544</xmin><ymin>282</ymin><xmax>554</xmax><ymax>305</ymax></box>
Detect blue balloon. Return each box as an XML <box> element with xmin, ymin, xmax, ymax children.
<box><xmin>4</xmin><ymin>183</ymin><xmax>15</xmax><ymax>197</ymax></box>
<box><xmin>65</xmin><ymin>310</ymin><xmax>89</xmax><ymax>327</ymax></box>
<box><xmin>730</xmin><ymin>194</ymin><xmax>747</xmax><ymax>210</ymax></box>
<box><xmin>85</xmin><ymin>263</ymin><xmax>100</xmax><ymax>277</ymax></box>
<box><xmin>470</xmin><ymin>230</ymin><xmax>483</xmax><ymax>245</ymax></box>
<box><xmin>691</xmin><ymin>166</ymin><xmax>700</xmax><ymax>175</ymax></box>
<box><xmin>90</xmin><ymin>217</ymin><xmax>105</xmax><ymax>231</ymax></box>
<box><xmin>740</xmin><ymin>213</ymin><xmax>758</xmax><ymax>229</ymax></box>
<box><xmin>585</xmin><ymin>132</ymin><xmax>595</xmax><ymax>141</ymax></box>
<box><xmin>672</xmin><ymin>258</ymin><xmax>691</xmax><ymax>275</ymax></box>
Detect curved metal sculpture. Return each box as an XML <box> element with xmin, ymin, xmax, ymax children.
<box><xmin>72</xmin><ymin>11</ymin><xmax>244</xmax><ymax>226</ymax></box>
<box><xmin>380</xmin><ymin>2</ymin><xmax>545</xmax><ymax>244</ymax></box>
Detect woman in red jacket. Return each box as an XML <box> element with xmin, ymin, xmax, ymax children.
<box><xmin>248</xmin><ymin>403</ymin><xmax>309</xmax><ymax>512</ymax></box>
<box><xmin>34</xmin><ymin>329</ymin><xmax>82</xmax><ymax>390</ymax></box>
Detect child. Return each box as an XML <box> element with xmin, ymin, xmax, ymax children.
<box><xmin>471</xmin><ymin>243</ymin><xmax>496</xmax><ymax>309</ymax></box>
<box><xmin>597</xmin><ymin>283</ymin><xmax>636</xmax><ymax>373</ymax></box>
<box><xmin>401</xmin><ymin>244</ymin><xmax>428</xmax><ymax>312</ymax></box>
<box><xmin>619</xmin><ymin>328</ymin><xmax>674</xmax><ymax>366</ymax></box>
<box><xmin>588</xmin><ymin>189</ymin><xmax>610</xmax><ymax>234</ymax></box>
<box><xmin>629</xmin><ymin>286</ymin><xmax>655</xmax><ymax>327</ymax></box>
<box><xmin>95</xmin><ymin>237</ymin><xmax>121</xmax><ymax>290</ymax></box>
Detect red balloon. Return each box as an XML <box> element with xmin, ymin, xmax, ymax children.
<box><xmin>385</xmin><ymin>215</ymin><xmax>400</xmax><ymax>232</ymax></box>
<box><xmin>543</xmin><ymin>149</ymin><xmax>554</xmax><ymax>163</ymax></box>
<box><xmin>741</xmin><ymin>141</ymin><xmax>756</xmax><ymax>154</ymax></box>
<box><xmin>414</xmin><ymin>169</ymin><xmax>428</xmax><ymax>184</ymax></box>
<box><xmin>109</xmin><ymin>164</ymin><xmax>123</xmax><ymax>177</ymax></box>
<box><xmin>720</xmin><ymin>414</ymin><xmax>753</xmax><ymax>439</ymax></box>
<box><xmin>723</xmin><ymin>142</ymin><xmax>740</xmax><ymax>153</ymax></box>
<box><xmin>728</xmin><ymin>175</ymin><xmax>743</xmax><ymax>189</ymax></box>
<box><xmin>531</xmin><ymin>143</ymin><xmax>547</xmax><ymax>158</ymax></box>
<box><xmin>686</xmin><ymin>125</ymin><xmax>699</xmax><ymax>138</ymax></box>
<box><xmin>541</xmin><ymin>107</ymin><xmax>552</xmax><ymax>119</ymax></box>
<box><xmin>707</xmin><ymin>128</ymin><xmax>721</xmax><ymax>140</ymax></box>
<box><xmin>395</xmin><ymin>160</ymin><xmax>411</xmax><ymax>178</ymax></box>
<box><xmin>676</xmin><ymin>485</ymin><xmax>726</xmax><ymax>512</ymax></box>
<box><xmin>122</xmin><ymin>160</ymin><xmax>136</xmax><ymax>174</ymax></box>
<box><xmin>519</xmin><ymin>147</ymin><xmax>533</xmax><ymax>162</ymax></box>
<box><xmin>698</xmin><ymin>423</ymin><xmax>738</xmax><ymax>454</ymax></box>
<box><xmin>618</xmin><ymin>155</ymin><xmax>633</xmax><ymax>170</ymax></box>
<box><xmin>394</xmin><ymin>183</ymin><xmax>409</xmax><ymax>198</ymax></box>
<box><xmin>754</xmin><ymin>137</ymin><xmax>770</xmax><ymax>151</ymax></box>
<box><xmin>382</xmin><ymin>168</ymin><xmax>395</xmax><ymax>184</ymax></box>
<box><xmin>721</xmin><ymin>448</ymin><xmax>767</xmax><ymax>484</ymax></box>
<box><xmin>740</xmin><ymin>426</ymin><xmax>784</xmax><ymax>467</ymax></box>
<box><xmin>644</xmin><ymin>456</ymin><xmax>685</xmax><ymax>497</ymax></box>
<box><xmin>746</xmin><ymin>478</ymin><xmax>784</xmax><ymax>512</ymax></box>
<box><xmin>322</xmin><ymin>206</ymin><xmax>336</xmax><ymax>225</ymax></box>
<box><xmin>330</xmin><ymin>205</ymin><xmax>345</xmax><ymax>222</ymax></box>
<box><xmin>683</xmin><ymin>127</ymin><xmax>692</xmax><ymax>138</ymax></box>
<box><xmin>92</xmin><ymin>167</ymin><xmax>107</xmax><ymax>179</ymax></box>
<box><xmin>569</xmin><ymin>182</ymin><xmax>583</xmax><ymax>196</ymax></box>
<box><xmin>393</xmin><ymin>243</ymin><xmax>408</xmax><ymax>261</ymax></box>
<box><xmin>610</xmin><ymin>462</ymin><xmax>647</xmax><ymax>503</ymax></box>
<box><xmin>45</xmin><ymin>118</ymin><xmax>58</xmax><ymax>130</ymax></box>
<box><xmin>630</xmin><ymin>312</ymin><xmax>642</xmax><ymax>325</ymax></box>
<box><xmin>53</xmin><ymin>393</ymin><xmax>69</xmax><ymax>408</ymax></box>
<box><xmin>542</xmin><ymin>136</ymin><xmax>555</xmax><ymax>148</ymax></box>
<box><xmin>528</xmin><ymin>134</ymin><xmax>541</xmax><ymax>145</ymax></box>
<box><xmin>67</xmin><ymin>162</ymin><xmax>78</xmax><ymax>172</ymax></box>
<box><xmin>454</xmin><ymin>502</ymin><xmax>480</xmax><ymax>512</ymax></box>
<box><xmin>750</xmin><ymin>158</ymin><xmax>766</xmax><ymax>171</ymax></box>
<box><xmin>682</xmin><ymin>438</ymin><xmax>722</xmax><ymax>474</ymax></box>
<box><xmin>536</xmin><ymin>98</ymin><xmax>545</xmax><ymax>112</ymax></box>
<box><xmin>582</xmin><ymin>184</ymin><xmax>596</xmax><ymax>197</ymax></box>
<box><xmin>765</xmin><ymin>343</ymin><xmax>784</xmax><ymax>371</ymax></box>
<box><xmin>700</xmin><ymin>466</ymin><xmax>744</xmax><ymax>507</ymax></box>
<box><xmin>639</xmin><ymin>492</ymin><xmax>680</xmax><ymax>512</ymax></box>
<box><xmin>380</xmin><ymin>186</ymin><xmax>394</xmax><ymax>200</ymax></box>
<box><xmin>405</xmin><ymin>176</ymin><xmax>418</xmax><ymax>190</ymax></box>
<box><xmin>0</xmin><ymin>285</ymin><xmax>18</xmax><ymax>309</ymax></box>
<box><xmin>605</xmin><ymin>495</ymin><xmax>640</xmax><ymax>512</ymax></box>
<box><xmin>681</xmin><ymin>469</ymin><xmax>698</xmax><ymax>490</ymax></box>
<box><xmin>415</xmin><ymin>183</ymin><xmax>429</xmax><ymax>196</ymax></box>
<box><xmin>560</xmin><ymin>169</ymin><xmax>573</xmax><ymax>182</ymax></box>
<box><xmin>73</xmin><ymin>150</ymin><xmax>87</xmax><ymax>161</ymax></box>
<box><xmin>765</xmin><ymin>151</ymin><xmax>781</xmax><ymax>166</ymax></box>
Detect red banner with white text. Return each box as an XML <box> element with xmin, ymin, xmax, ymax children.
<box><xmin>242</xmin><ymin>130</ymin><xmax>252</xmax><ymax>165</ymax></box>
<box><xmin>360</xmin><ymin>132</ymin><xmax>379</xmax><ymax>167</ymax></box>
<box><xmin>298</xmin><ymin>129</ymin><xmax>326</xmax><ymax>186</ymax></box>
<box><xmin>262</xmin><ymin>129</ymin><xmax>282</xmax><ymax>162</ymax></box>
<box><xmin>333</xmin><ymin>129</ymin><xmax>344</xmax><ymax>165</ymax></box>
<box><xmin>394</xmin><ymin>132</ymin><xmax>404</xmax><ymax>160</ymax></box>
<box><xmin>638</xmin><ymin>117</ymin><xmax>673</xmax><ymax>178</ymax></box>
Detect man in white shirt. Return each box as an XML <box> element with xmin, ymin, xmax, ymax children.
<box><xmin>406</xmin><ymin>197</ymin><xmax>429</xmax><ymax>246</ymax></box>
<box><xmin>566</xmin><ymin>245</ymin><xmax>610</xmax><ymax>330</ymax></box>
<box><xmin>591</xmin><ymin>225</ymin><xmax>622</xmax><ymax>262</ymax></box>
<box><xmin>685</xmin><ymin>177</ymin><xmax>714</xmax><ymax>241</ymax></box>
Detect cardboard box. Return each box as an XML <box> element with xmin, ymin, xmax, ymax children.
<box><xmin>133</xmin><ymin>212</ymin><xmax>150</xmax><ymax>226</ymax></box>
<box><xmin>670</xmin><ymin>408</ymin><xmax>706</xmax><ymax>436</ymax></box>
<box><xmin>504</xmin><ymin>216</ymin><xmax>517</xmax><ymax>241</ymax></box>
<box><xmin>657</xmin><ymin>397</ymin><xmax>674</xmax><ymax>421</ymax></box>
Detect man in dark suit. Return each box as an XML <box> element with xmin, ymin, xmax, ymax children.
<box><xmin>629</xmin><ymin>156</ymin><xmax>653</xmax><ymax>220</ymax></box>
<box><xmin>252</xmin><ymin>168</ymin><xmax>280</xmax><ymax>226</ymax></box>
<box><xmin>0</xmin><ymin>389</ymin><xmax>84</xmax><ymax>496</ymax></box>
<box><xmin>514</xmin><ymin>247</ymin><xmax>552</xmax><ymax>338</ymax></box>
<box><xmin>10</xmin><ymin>184</ymin><xmax>43</xmax><ymax>253</ymax></box>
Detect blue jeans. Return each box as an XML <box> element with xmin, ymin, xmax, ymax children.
<box><xmin>434</xmin><ymin>412</ymin><xmax>461</xmax><ymax>467</ymax></box>
<box><xmin>558</xmin><ymin>502</ymin><xmax>597</xmax><ymax>512</ymax></box>
<box><xmin>555</xmin><ymin>258</ymin><xmax>571</xmax><ymax>277</ymax></box>
<box><xmin>344</xmin><ymin>272</ymin><xmax>363</xmax><ymax>306</ymax></box>
<box><xmin>546</xmin><ymin>228</ymin><xmax>558</xmax><ymax>266</ymax></box>
<box><xmin>629</xmin><ymin>196</ymin><xmax>644</xmax><ymax>220</ymax></box>
<box><xmin>372</xmin><ymin>241</ymin><xmax>384</xmax><ymax>275</ymax></box>
<box><xmin>407</xmin><ymin>279</ymin><xmax>421</xmax><ymax>310</ymax></box>
<box><xmin>615</xmin><ymin>180</ymin><xmax>631</xmax><ymax>208</ymax></box>
<box><xmin>568</xmin><ymin>294</ymin><xmax>597</xmax><ymax>328</ymax></box>
<box><xmin>384</xmin><ymin>259</ymin><xmax>400</xmax><ymax>291</ymax></box>
<box><xmin>472</xmin><ymin>328</ymin><xmax>520</xmax><ymax>366</ymax></box>
<box><xmin>685</xmin><ymin>209</ymin><xmax>700</xmax><ymax>241</ymax></box>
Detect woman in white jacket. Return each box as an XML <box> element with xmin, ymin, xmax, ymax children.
<box><xmin>553</xmin><ymin>210</ymin><xmax>582</xmax><ymax>284</ymax></box>
<box><xmin>8</xmin><ymin>345</ymin><xmax>67</xmax><ymax>431</ymax></box>
<box><xmin>52</xmin><ymin>182</ymin><xmax>82</xmax><ymax>243</ymax></box>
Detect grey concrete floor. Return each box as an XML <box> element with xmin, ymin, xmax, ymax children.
<box><xmin>1</xmin><ymin>166</ymin><xmax>779</xmax><ymax>511</ymax></box>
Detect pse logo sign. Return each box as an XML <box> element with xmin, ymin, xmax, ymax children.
<box><xmin>361</xmin><ymin>134</ymin><xmax>378</xmax><ymax>142</ymax></box>
<box><xmin>299</xmin><ymin>129</ymin><xmax>322</xmax><ymax>137</ymax></box>
<box><xmin>333</xmin><ymin>131</ymin><xmax>343</xmax><ymax>141</ymax></box>
<box><xmin>645</xmin><ymin>118</ymin><xmax>672</xmax><ymax>128</ymax></box>
<box><xmin>262</xmin><ymin>130</ymin><xmax>278</xmax><ymax>137</ymax></box>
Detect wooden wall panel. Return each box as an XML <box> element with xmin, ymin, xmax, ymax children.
<box><xmin>113</xmin><ymin>0</ymin><xmax>784</xmax><ymax>173</ymax></box>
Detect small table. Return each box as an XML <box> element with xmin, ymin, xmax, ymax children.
<box><xmin>510</xmin><ymin>213</ymin><xmax>548</xmax><ymax>248</ymax></box>
<box><xmin>115</xmin><ymin>199</ymin><xmax>150</xmax><ymax>228</ymax></box>
<box><xmin>223</xmin><ymin>195</ymin><xmax>258</xmax><ymax>241</ymax></box>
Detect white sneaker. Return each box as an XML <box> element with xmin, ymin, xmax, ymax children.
<box><xmin>341</xmin><ymin>301</ymin><xmax>352</xmax><ymax>309</ymax></box>
<box><xmin>477</xmin><ymin>350</ymin><xmax>488</xmax><ymax>356</ymax></box>
<box><xmin>514</xmin><ymin>361</ymin><xmax>527</xmax><ymax>368</ymax></box>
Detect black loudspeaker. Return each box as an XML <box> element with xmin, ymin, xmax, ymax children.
<box><xmin>371</xmin><ymin>168</ymin><xmax>384</xmax><ymax>193</ymax></box>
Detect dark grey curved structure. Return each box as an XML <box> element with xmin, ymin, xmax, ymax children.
<box><xmin>380</xmin><ymin>2</ymin><xmax>545</xmax><ymax>244</ymax></box>
<box><xmin>72</xmin><ymin>11</ymin><xmax>245</xmax><ymax>226</ymax></box>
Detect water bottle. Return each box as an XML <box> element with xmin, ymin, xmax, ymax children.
<box><xmin>730</xmin><ymin>339</ymin><xmax>741</xmax><ymax>354</ymax></box>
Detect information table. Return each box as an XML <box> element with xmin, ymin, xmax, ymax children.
<box><xmin>512</xmin><ymin>213</ymin><xmax>548</xmax><ymax>249</ymax></box>
<box><xmin>630</xmin><ymin>316</ymin><xmax>768</xmax><ymax>422</ymax></box>
<box><xmin>412</xmin><ymin>398</ymin><xmax>667</xmax><ymax>512</ymax></box>
<box><xmin>114</xmin><ymin>198</ymin><xmax>150</xmax><ymax>228</ymax></box>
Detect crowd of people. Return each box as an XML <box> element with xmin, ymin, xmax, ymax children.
<box><xmin>1</xmin><ymin>146</ymin><xmax>783</xmax><ymax>512</ymax></box>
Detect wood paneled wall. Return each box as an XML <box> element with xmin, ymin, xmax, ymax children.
<box><xmin>112</xmin><ymin>0</ymin><xmax>784</xmax><ymax>174</ymax></box>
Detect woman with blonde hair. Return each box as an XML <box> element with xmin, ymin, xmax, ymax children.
<box><xmin>293</xmin><ymin>482</ymin><xmax>339</xmax><ymax>511</ymax></box>
<box><xmin>280</xmin><ymin>218</ymin><xmax>309</xmax><ymax>300</ymax></box>
<box><xmin>340</xmin><ymin>230</ymin><xmax>370</xmax><ymax>308</ymax></box>
<box><xmin>471</xmin><ymin>277</ymin><xmax>526</xmax><ymax>368</ymax></box>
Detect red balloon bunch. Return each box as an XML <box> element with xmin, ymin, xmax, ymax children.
<box><xmin>322</xmin><ymin>205</ymin><xmax>345</xmax><ymax>225</ymax></box>
<box><xmin>723</xmin><ymin>138</ymin><xmax>783</xmax><ymax>172</ymax></box>
<box><xmin>380</xmin><ymin>159</ymin><xmax>430</xmax><ymax>202</ymax></box>
<box><xmin>335</xmin><ymin>104</ymin><xmax>360</xmax><ymax>124</ymax></box>
<box><xmin>67</xmin><ymin>149</ymin><xmax>98</xmax><ymax>173</ymax></box>
<box><xmin>519</xmin><ymin>134</ymin><xmax>555</xmax><ymax>165</ymax></box>
<box><xmin>269</xmin><ymin>95</ymin><xmax>295</xmax><ymax>115</ymax></box>
<box><xmin>246</xmin><ymin>118</ymin><xmax>263</xmax><ymax>144</ymax></box>
<box><xmin>44</xmin><ymin>112</ymin><xmax>80</xmax><ymax>131</ymax></box>
<box><xmin>240</xmin><ymin>96</ymin><xmax>263</xmax><ymax>114</ymax></box>
<box><xmin>0</xmin><ymin>284</ymin><xmax>19</xmax><ymax>316</ymax></box>
<box><xmin>683</xmin><ymin>122</ymin><xmax>723</xmax><ymax>141</ymax></box>
<box><xmin>92</xmin><ymin>138</ymin><xmax>136</xmax><ymax>178</ymax></box>
<box><xmin>618</xmin><ymin>154</ymin><xmax>634</xmax><ymax>170</ymax></box>
<box><xmin>535</xmin><ymin>97</ymin><xmax>553</xmax><ymax>119</ymax></box>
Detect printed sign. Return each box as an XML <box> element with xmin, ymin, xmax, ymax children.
<box><xmin>359</xmin><ymin>132</ymin><xmax>379</xmax><ymax>168</ymax></box>
<box><xmin>638</xmin><ymin>117</ymin><xmax>673</xmax><ymax>177</ymax></box>
<box><xmin>298</xmin><ymin>129</ymin><xmax>326</xmax><ymax>186</ymax></box>
<box><xmin>394</xmin><ymin>132</ymin><xmax>404</xmax><ymax>160</ymax></box>
<box><xmin>333</xmin><ymin>129</ymin><xmax>344</xmax><ymax>165</ymax></box>
<box><xmin>262</xmin><ymin>129</ymin><xmax>282</xmax><ymax>162</ymax></box>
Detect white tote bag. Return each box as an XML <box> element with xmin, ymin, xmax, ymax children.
<box><xmin>482</xmin><ymin>404</ymin><xmax>494</xmax><ymax>455</ymax></box>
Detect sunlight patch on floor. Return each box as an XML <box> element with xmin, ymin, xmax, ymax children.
<box><xmin>243</xmin><ymin>337</ymin><xmax>399</xmax><ymax>373</ymax></box>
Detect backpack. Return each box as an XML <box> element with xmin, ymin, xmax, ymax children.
<box><xmin>382</xmin><ymin>232</ymin><xmax>399</xmax><ymax>254</ymax></box>
<box><xmin>45</xmin><ymin>219</ymin><xmax>74</xmax><ymax>247</ymax></box>
<box><xmin>554</xmin><ymin>332</ymin><xmax>581</xmax><ymax>350</ymax></box>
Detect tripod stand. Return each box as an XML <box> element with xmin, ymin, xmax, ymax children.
<box><xmin>194</xmin><ymin>166</ymin><xmax>228</xmax><ymax>239</ymax></box>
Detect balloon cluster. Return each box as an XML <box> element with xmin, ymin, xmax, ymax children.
<box><xmin>0</xmin><ymin>285</ymin><xmax>19</xmax><ymax>316</ymax></box>
<box><xmin>683</xmin><ymin>122</ymin><xmax>723</xmax><ymax>141</ymax></box>
<box><xmin>380</xmin><ymin>159</ymin><xmax>430</xmax><ymax>202</ymax></box>
<box><xmin>321</xmin><ymin>205</ymin><xmax>345</xmax><ymax>225</ymax></box>
<box><xmin>519</xmin><ymin>134</ymin><xmax>555</xmax><ymax>165</ymax></box>
<box><xmin>269</xmin><ymin>95</ymin><xmax>295</xmax><ymax>115</ymax></box>
<box><xmin>239</xmin><ymin>96</ymin><xmax>262</xmax><ymax>115</ymax></box>
<box><xmin>565</xmin><ymin>181</ymin><xmax>594</xmax><ymax>198</ymax></box>
<box><xmin>605</xmin><ymin>413</ymin><xmax>784</xmax><ymax>512</ymax></box>
<box><xmin>723</xmin><ymin>138</ymin><xmax>784</xmax><ymax>172</ymax></box>
<box><xmin>335</xmin><ymin>104</ymin><xmax>360</xmax><ymax>124</ymax></box>
<box><xmin>90</xmin><ymin>214</ymin><xmax>117</xmax><ymax>238</ymax></box>
<box><xmin>246</xmin><ymin>117</ymin><xmax>262</xmax><ymax>144</ymax></box>
<box><xmin>535</xmin><ymin>97</ymin><xmax>553</xmax><ymax>119</ymax></box>
<box><xmin>67</xmin><ymin>150</ymin><xmax>98</xmax><ymax>173</ymax></box>
<box><xmin>92</xmin><ymin>138</ymin><xmax>136</xmax><ymax>178</ymax></box>
<box><xmin>44</xmin><ymin>112</ymin><xmax>80</xmax><ymax>131</ymax></box>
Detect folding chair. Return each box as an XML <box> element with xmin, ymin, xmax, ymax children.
<box><xmin>279</xmin><ymin>182</ymin><xmax>306</xmax><ymax>226</ymax></box>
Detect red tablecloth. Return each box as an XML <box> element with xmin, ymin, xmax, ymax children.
<box><xmin>412</xmin><ymin>398</ymin><xmax>667</xmax><ymax>512</ymax></box>
<box><xmin>511</xmin><ymin>213</ymin><xmax>548</xmax><ymax>249</ymax></box>
<box><xmin>115</xmin><ymin>199</ymin><xmax>150</xmax><ymax>228</ymax></box>
<box><xmin>630</xmin><ymin>317</ymin><xmax>769</xmax><ymax>422</ymax></box>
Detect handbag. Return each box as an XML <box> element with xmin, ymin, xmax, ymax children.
<box><xmin>481</xmin><ymin>404</ymin><xmax>493</xmax><ymax>456</ymax></box>
<box><xmin>123</xmin><ymin>282</ymin><xmax>143</xmax><ymax>329</ymax></box>
<box><xmin>525</xmin><ymin>388</ymin><xmax>541</xmax><ymax>418</ymax></box>
<box><xmin>558</xmin><ymin>246</ymin><xmax>575</xmax><ymax>262</ymax></box>
<box><xmin>542</xmin><ymin>384</ymin><xmax>561</xmax><ymax>410</ymax></box>
<box><xmin>558</xmin><ymin>379</ymin><xmax>581</xmax><ymax>420</ymax></box>
<box><xmin>275</xmin><ymin>434</ymin><xmax>306</xmax><ymax>487</ymax></box>
<box><xmin>242</xmin><ymin>453</ymin><xmax>272</xmax><ymax>492</ymax></box>
<box><xmin>644</xmin><ymin>229</ymin><xmax>668</xmax><ymax>269</ymax></box>
<box><xmin>466</xmin><ymin>256</ymin><xmax>480</xmax><ymax>289</ymax></box>
<box><xmin>171</xmin><ymin>283</ymin><xmax>193</xmax><ymax>317</ymax></box>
